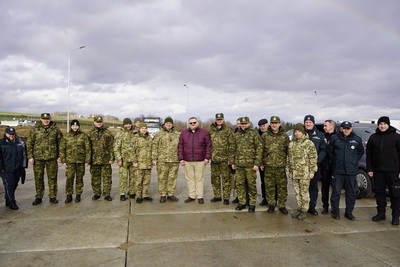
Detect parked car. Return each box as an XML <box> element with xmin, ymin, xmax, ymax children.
<box><xmin>287</xmin><ymin>122</ymin><xmax>400</xmax><ymax>199</ymax></box>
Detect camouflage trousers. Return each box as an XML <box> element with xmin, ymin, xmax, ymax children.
<box><xmin>211</xmin><ymin>162</ymin><xmax>232</xmax><ymax>199</ymax></box>
<box><xmin>235</xmin><ymin>167</ymin><xmax>257</xmax><ymax>206</ymax></box>
<box><xmin>265</xmin><ymin>167</ymin><xmax>287</xmax><ymax>208</ymax></box>
<box><xmin>33</xmin><ymin>159</ymin><xmax>58</xmax><ymax>198</ymax></box>
<box><xmin>292</xmin><ymin>178</ymin><xmax>311</xmax><ymax>212</ymax></box>
<box><xmin>119</xmin><ymin>162</ymin><xmax>136</xmax><ymax>196</ymax></box>
<box><xmin>90</xmin><ymin>164</ymin><xmax>112</xmax><ymax>196</ymax></box>
<box><xmin>135</xmin><ymin>169</ymin><xmax>151</xmax><ymax>199</ymax></box>
<box><xmin>157</xmin><ymin>162</ymin><xmax>179</xmax><ymax>197</ymax></box>
<box><xmin>65</xmin><ymin>163</ymin><xmax>85</xmax><ymax>195</ymax></box>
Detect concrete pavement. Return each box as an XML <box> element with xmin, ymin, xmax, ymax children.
<box><xmin>0</xmin><ymin>165</ymin><xmax>399</xmax><ymax>267</ymax></box>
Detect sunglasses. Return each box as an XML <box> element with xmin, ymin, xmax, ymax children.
<box><xmin>189</xmin><ymin>122</ymin><xmax>197</xmax><ymax>125</ymax></box>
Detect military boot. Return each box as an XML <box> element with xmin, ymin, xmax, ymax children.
<box><xmin>75</xmin><ymin>194</ymin><xmax>81</xmax><ymax>203</ymax></box>
<box><xmin>65</xmin><ymin>195</ymin><xmax>73</xmax><ymax>203</ymax></box>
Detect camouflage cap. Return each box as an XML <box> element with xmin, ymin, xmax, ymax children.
<box><xmin>240</xmin><ymin>117</ymin><xmax>250</xmax><ymax>124</ymax></box>
<box><xmin>215</xmin><ymin>113</ymin><xmax>224</xmax><ymax>119</ymax></box>
<box><xmin>138</xmin><ymin>122</ymin><xmax>148</xmax><ymax>128</ymax></box>
<box><xmin>94</xmin><ymin>116</ymin><xmax>103</xmax><ymax>122</ymax></box>
<box><xmin>270</xmin><ymin>116</ymin><xmax>280</xmax><ymax>123</ymax></box>
<box><xmin>41</xmin><ymin>113</ymin><xmax>51</xmax><ymax>119</ymax></box>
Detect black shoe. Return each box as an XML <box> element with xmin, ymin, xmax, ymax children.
<box><xmin>104</xmin><ymin>196</ymin><xmax>112</xmax><ymax>201</ymax></box>
<box><xmin>8</xmin><ymin>201</ymin><xmax>19</xmax><ymax>210</ymax></box>
<box><xmin>235</xmin><ymin>204</ymin><xmax>246</xmax><ymax>211</ymax></box>
<box><xmin>392</xmin><ymin>217</ymin><xmax>399</xmax><ymax>226</ymax></box>
<box><xmin>259</xmin><ymin>198</ymin><xmax>268</xmax><ymax>206</ymax></box>
<box><xmin>160</xmin><ymin>196</ymin><xmax>167</xmax><ymax>203</ymax></box>
<box><xmin>32</xmin><ymin>198</ymin><xmax>42</xmax><ymax>205</ymax></box>
<box><xmin>92</xmin><ymin>195</ymin><xmax>100</xmax><ymax>200</ymax></box>
<box><xmin>65</xmin><ymin>195</ymin><xmax>73</xmax><ymax>203</ymax></box>
<box><xmin>49</xmin><ymin>198</ymin><xmax>59</xmax><ymax>204</ymax></box>
<box><xmin>267</xmin><ymin>205</ymin><xmax>275</xmax><ymax>213</ymax></box>
<box><xmin>372</xmin><ymin>214</ymin><xmax>386</xmax><ymax>222</ymax></box>
<box><xmin>136</xmin><ymin>198</ymin><xmax>143</xmax><ymax>204</ymax></box>
<box><xmin>232</xmin><ymin>197</ymin><xmax>239</xmax><ymax>203</ymax></box>
<box><xmin>307</xmin><ymin>208</ymin><xmax>318</xmax><ymax>216</ymax></box>
<box><xmin>210</xmin><ymin>197</ymin><xmax>222</xmax><ymax>202</ymax></box>
<box><xmin>248</xmin><ymin>205</ymin><xmax>255</xmax><ymax>212</ymax></box>
<box><xmin>344</xmin><ymin>211</ymin><xmax>355</xmax><ymax>221</ymax></box>
<box><xmin>120</xmin><ymin>195</ymin><xmax>126</xmax><ymax>201</ymax></box>
<box><xmin>321</xmin><ymin>207</ymin><xmax>329</xmax><ymax>215</ymax></box>
<box><xmin>75</xmin><ymin>194</ymin><xmax>81</xmax><ymax>203</ymax></box>
<box><xmin>143</xmin><ymin>197</ymin><xmax>153</xmax><ymax>201</ymax></box>
<box><xmin>279</xmin><ymin>207</ymin><xmax>288</xmax><ymax>215</ymax></box>
<box><xmin>332</xmin><ymin>212</ymin><xmax>340</xmax><ymax>220</ymax></box>
<box><xmin>223</xmin><ymin>199</ymin><xmax>229</xmax><ymax>205</ymax></box>
<box><xmin>129</xmin><ymin>193</ymin><xmax>136</xmax><ymax>199</ymax></box>
<box><xmin>167</xmin><ymin>196</ymin><xmax>179</xmax><ymax>202</ymax></box>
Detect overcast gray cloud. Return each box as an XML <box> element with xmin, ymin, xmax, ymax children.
<box><xmin>1</xmin><ymin>0</ymin><xmax>400</xmax><ymax>124</ymax></box>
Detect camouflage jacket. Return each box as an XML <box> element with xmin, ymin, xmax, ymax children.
<box><xmin>27</xmin><ymin>121</ymin><xmax>63</xmax><ymax>160</ymax></box>
<box><xmin>59</xmin><ymin>130</ymin><xmax>91</xmax><ymax>164</ymax></box>
<box><xmin>133</xmin><ymin>132</ymin><xmax>152</xmax><ymax>169</ymax></box>
<box><xmin>151</xmin><ymin>126</ymin><xmax>180</xmax><ymax>163</ymax></box>
<box><xmin>233</xmin><ymin>127</ymin><xmax>262</xmax><ymax>168</ymax></box>
<box><xmin>114</xmin><ymin>127</ymin><xmax>135</xmax><ymax>163</ymax></box>
<box><xmin>261</xmin><ymin>127</ymin><xmax>290</xmax><ymax>168</ymax></box>
<box><xmin>209</xmin><ymin>122</ymin><xmax>235</xmax><ymax>163</ymax></box>
<box><xmin>287</xmin><ymin>134</ymin><xmax>318</xmax><ymax>179</ymax></box>
<box><xmin>87</xmin><ymin>126</ymin><xmax>115</xmax><ymax>165</ymax></box>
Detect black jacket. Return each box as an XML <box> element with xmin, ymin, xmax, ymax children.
<box><xmin>366</xmin><ymin>126</ymin><xmax>400</xmax><ymax>172</ymax></box>
<box><xmin>0</xmin><ymin>135</ymin><xmax>28</xmax><ymax>172</ymax></box>
<box><xmin>306</xmin><ymin>127</ymin><xmax>327</xmax><ymax>179</ymax></box>
<box><xmin>327</xmin><ymin>131</ymin><xmax>364</xmax><ymax>175</ymax></box>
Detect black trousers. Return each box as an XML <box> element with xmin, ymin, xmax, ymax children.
<box><xmin>321</xmin><ymin>168</ymin><xmax>332</xmax><ymax>209</ymax></box>
<box><xmin>374</xmin><ymin>171</ymin><xmax>400</xmax><ymax>217</ymax></box>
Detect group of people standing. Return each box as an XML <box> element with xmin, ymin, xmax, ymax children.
<box><xmin>1</xmin><ymin>112</ymin><xmax>399</xmax><ymax>226</ymax></box>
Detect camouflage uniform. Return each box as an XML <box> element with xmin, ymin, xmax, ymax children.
<box><xmin>133</xmin><ymin>131</ymin><xmax>152</xmax><ymax>199</ymax></box>
<box><xmin>27</xmin><ymin>121</ymin><xmax>63</xmax><ymax>199</ymax></box>
<box><xmin>209</xmin><ymin>122</ymin><xmax>235</xmax><ymax>200</ymax></box>
<box><xmin>87</xmin><ymin>126</ymin><xmax>114</xmax><ymax>197</ymax></box>
<box><xmin>233</xmin><ymin>126</ymin><xmax>262</xmax><ymax>206</ymax></box>
<box><xmin>261</xmin><ymin>127</ymin><xmax>290</xmax><ymax>208</ymax></box>
<box><xmin>152</xmin><ymin>125</ymin><xmax>180</xmax><ymax>197</ymax></box>
<box><xmin>114</xmin><ymin>127</ymin><xmax>136</xmax><ymax>196</ymax></box>
<box><xmin>287</xmin><ymin>134</ymin><xmax>318</xmax><ymax>212</ymax></box>
<box><xmin>59</xmin><ymin>129</ymin><xmax>91</xmax><ymax>195</ymax></box>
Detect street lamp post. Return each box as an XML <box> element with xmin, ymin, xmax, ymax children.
<box><xmin>183</xmin><ymin>84</ymin><xmax>189</xmax><ymax>116</ymax></box>
<box><xmin>67</xmin><ymin>45</ymin><xmax>86</xmax><ymax>132</ymax></box>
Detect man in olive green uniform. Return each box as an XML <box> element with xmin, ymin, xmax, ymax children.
<box><xmin>27</xmin><ymin>113</ymin><xmax>63</xmax><ymax>205</ymax></box>
<box><xmin>152</xmin><ymin>117</ymin><xmax>180</xmax><ymax>203</ymax></box>
<box><xmin>261</xmin><ymin>116</ymin><xmax>290</xmax><ymax>214</ymax></box>
<box><xmin>59</xmin><ymin>119</ymin><xmax>91</xmax><ymax>203</ymax></box>
<box><xmin>87</xmin><ymin>116</ymin><xmax>115</xmax><ymax>201</ymax></box>
<box><xmin>232</xmin><ymin>117</ymin><xmax>262</xmax><ymax>212</ymax></box>
<box><xmin>133</xmin><ymin>123</ymin><xmax>153</xmax><ymax>203</ymax></box>
<box><xmin>114</xmin><ymin>118</ymin><xmax>136</xmax><ymax>201</ymax></box>
<box><xmin>209</xmin><ymin>113</ymin><xmax>235</xmax><ymax>205</ymax></box>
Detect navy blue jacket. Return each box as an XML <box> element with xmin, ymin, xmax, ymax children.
<box><xmin>327</xmin><ymin>131</ymin><xmax>364</xmax><ymax>175</ymax></box>
<box><xmin>0</xmin><ymin>135</ymin><xmax>28</xmax><ymax>172</ymax></box>
<box><xmin>366</xmin><ymin>126</ymin><xmax>400</xmax><ymax>172</ymax></box>
<box><xmin>306</xmin><ymin>127</ymin><xmax>327</xmax><ymax>179</ymax></box>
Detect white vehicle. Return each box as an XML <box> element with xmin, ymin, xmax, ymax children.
<box><xmin>142</xmin><ymin>117</ymin><xmax>161</xmax><ymax>138</ymax></box>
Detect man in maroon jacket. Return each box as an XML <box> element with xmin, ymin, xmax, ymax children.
<box><xmin>178</xmin><ymin>117</ymin><xmax>211</xmax><ymax>204</ymax></box>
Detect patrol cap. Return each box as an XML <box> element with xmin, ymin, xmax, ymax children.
<box><xmin>270</xmin><ymin>116</ymin><xmax>280</xmax><ymax>123</ymax></box>
<box><xmin>5</xmin><ymin>127</ymin><xmax>16</xmax><ymax>135</ymax></box>
<box><xmin>215</xmin><ymin>113</ymin><xmax>224</xmax><ymax>120</ymax></box>
<box><xmin>258</xmin><ymin>118</ymin><xmax>268</xmax><ymax>126</ymax></box>
<box><xmin>134</xmin><ymin>117</ymin><xmax>141</xmax><ymax>123</ymax></box>
<box><xmin>341</xmin><ymin>121</ymin><xmax>352</xmax><ymax>129</ymax></box>
<box><xmin>164</xmin><ymin>117</ymin><xmax>173</xmax><ymax>124</ymax></box>
<box><xmin>139</xmin><ymin>123</ymin><xmax>148</xmax><ymax>128</ymax></box>
<box><xmin>94</xmin><ymin>116</ymin><xmax>103</xmax><ymax>122</ymax></box>
<box><xmin>41</xmin><ymin>113</ymin><xmax>51</xmax><ymax>119</ymax></box>
<box><xmin>240</xmin><ymin>117</ymin><xmax>250</xmax><ymax>124</ymax></box>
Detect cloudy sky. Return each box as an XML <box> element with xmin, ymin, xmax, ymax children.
<box><xmin>1</xmin><ymin>0</ymin><xmax>400</xmax><ymax>124</ymax></box>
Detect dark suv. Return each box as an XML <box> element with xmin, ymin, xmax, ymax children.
<box><xmin>287</xmin><ymin>122</ymin><xmax>400</xmax><ymax>199</ymax></box>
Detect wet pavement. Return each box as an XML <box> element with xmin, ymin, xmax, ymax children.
<box><xmin>0</xmin><ymin>165</ymin><xmax>399</xmax><ymax>267</ymax></box>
